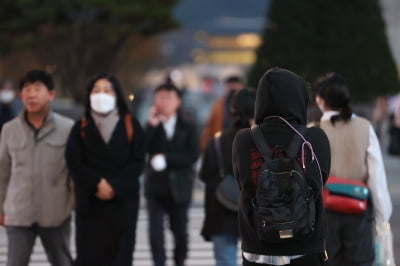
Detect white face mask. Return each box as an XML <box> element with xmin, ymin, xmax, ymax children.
<box><xmin>0</xmin><ymin>90</ymin><xmax>15</xmax><ymax>104</ymax></box>
<box><xmin>90</xmin><ymin>93</ymin><xmax>116</xmax><ymax>114</ymax></box>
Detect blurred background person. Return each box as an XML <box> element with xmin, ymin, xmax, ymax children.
<box><xmin>0</xmin><ymin>70</ymin><xmax>74</xmax><ymax>266</ymax></box>
<box><xmin>372</xmin><ymin>95</ymin><xmax>389</xmax><ymax>140</ymax></box>
<box><xmin>200</xmin><ymin>88</ymin><xmax>256</xmax><ymax>266</ymax></box>
<box><xmin>144</xmin><ymin>83</ymin><xmax>199</xmax><ymax>266</ymax></box>
<box><xmin>386</xmin><ymin>93</ymin><xmax>400</xmax><ymax>155</ymax></box>
<box><xmin>0</xmin><ymin>79</ymin><xmax>23</xmax><ymax>132</ymax></box>
<box><xmin>200</xmin><ymin>76</ymin><xmax>245</xmax><ymax>151</ymax></box>
<box><xmin>315</xmin><ymin>73</ymin><xmax>392</xmax><ymax>266</ymax></box>
<box><xmin>394</xmin><ymin>96</ymin><xmax>400</xmax><ymax>128</ymax></box>
<box><xmin>65</xmin><ymin>73</ymin><xmax>145</xmax><ymax>266</ymax></box>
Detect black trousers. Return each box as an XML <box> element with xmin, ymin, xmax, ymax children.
<box><xmin>114</xmin><ymin>197</ymin><xmax>140</xmax><ymax>266</ymax></box>
<box><xmin>324</xmin><ymin>207</ymin><xmax>374</xmax><ymax>266</ymax></box>
<box><xmin>75</xmin><ymin>214</ymin><xmax>124</xmax><ymax>266</ymax></box>
<box><xmin>243</xmin><ymin>253</ymin><xmax>323</xmax><ymax>266</ymax></box>
<box><xmin>146</xmin><ymin>194</ymin><xmax>189</xmax><ymax>266</ymax></box>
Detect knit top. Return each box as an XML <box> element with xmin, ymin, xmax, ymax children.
<box><xmin>320</xmin><ymin>116</ymin><xmax>369</xmax><ymax>181</ymax></box>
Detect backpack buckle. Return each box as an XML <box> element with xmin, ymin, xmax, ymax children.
<box><xmin>279</xmin><ymin>229</ymin><xmax>293</xmax><ymax>239</ymax></box>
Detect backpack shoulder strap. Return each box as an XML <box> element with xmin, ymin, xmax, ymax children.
<box><xmin>249</xmin><ymin>125</ymin><xmax>273</xmax><ymax>161</ymax></box>
<box><xmin>124</xmin><ymin>113</ymin><xmax>134</xmax><ymax>143</ymax></box>
<box><xmin>286</xmin><ymin>126</ymin><xmax>307</xmax><ymax>159</ymax></box>
<box><xmin>80</xmin><ymin>116</ymin><xmax>89</xmax><ymax>140</ymax></box>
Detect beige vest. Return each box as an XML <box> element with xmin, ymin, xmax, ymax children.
<box><xmin>320</xmin><ymin>116</ymin><xmax>370</xmax><ymax>182</ymax></box>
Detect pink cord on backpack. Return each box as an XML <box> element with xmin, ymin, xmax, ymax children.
<box><xmin>266</xmin><ymin>116</ymin><xmax>324</xmax><ymax>191</ymax></box>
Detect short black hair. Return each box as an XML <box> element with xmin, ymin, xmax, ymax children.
<box><xmin>19</xmin><ymin>70</ymin><xmax>54</xmax><ymax>91</ymax></box>
<box><xmin>224</xmin><ymin>76</ymin><xmax>243</xmax><ymax>84</ymax></box>
<box><xmin>154</xmin><ymin>83</ymin><xmax>182</xmax><ymax>98</ymax></box>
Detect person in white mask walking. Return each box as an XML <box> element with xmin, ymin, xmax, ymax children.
<box><xmin>65</xmin><ymin>73</ymin><xmax>145</xmax><ymax>266</ymax></box>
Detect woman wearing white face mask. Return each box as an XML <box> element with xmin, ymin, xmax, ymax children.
<box><xmin>66</xmin><ymin>73</ymin><xmax>145</xmax><ymax>266</ymax></box>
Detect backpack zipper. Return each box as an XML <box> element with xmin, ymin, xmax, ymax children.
<box><xmin>262</xmin><ymin>169</ymin><xmax>303</xmax><ymax>177</ymax></box>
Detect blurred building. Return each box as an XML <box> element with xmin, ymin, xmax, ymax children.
<box><xmin>161</xmin><ymin>0</ymin><xmax>269</xmax><ymax>67</ymax></box>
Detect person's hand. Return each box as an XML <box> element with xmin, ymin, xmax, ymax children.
<box><xmin>148</xmin><ymin>106</ymin><xmax>161</xmax><ymax>127</ymax></box>
<box><xmin>0</xmin><ymin>214</ymin><xmax>5</xmax><ymax>226</ymax></box>
<box><xmin>95</xmin><ymin>178</ymin><xmax>115</xmax><ymax>200</ymax></box>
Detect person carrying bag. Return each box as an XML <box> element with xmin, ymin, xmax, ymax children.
<box><xmin>200</xmin><ymin>88</ymin><xmax>256</xmax><ymax>266</ymax></box>
<box><xmin>315</xmin><ymin>73</ymin><xmax>393</xmax><ymax>266</ymax></box>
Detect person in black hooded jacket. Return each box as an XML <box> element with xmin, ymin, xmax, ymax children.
<box><xmin>232</xmin><ymin>68</ymin><xmax>331</xmax><ymax>265</ymax></box>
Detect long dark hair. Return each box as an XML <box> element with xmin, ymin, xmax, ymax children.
<box><xmin>314</xmin><ymin>73</ymin><xmax>352</xmax><ymax>125</ymax></box>
<box><xmin>84</xmin><ymin>73</ymin><xmax>129</xmax><ymax>118</ymax></box>
<box><xmin>231</xmin><ymin>88</ymin><xmax>256</xmax><ymax>129</ymax></box>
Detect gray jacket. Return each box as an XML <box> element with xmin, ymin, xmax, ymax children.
<box><xmin>0</xmin><ymin>111</ymin><xmax>74</xmax><ymax>227</ymax></box>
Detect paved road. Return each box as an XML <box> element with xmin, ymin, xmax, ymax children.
<box><xmin>0</xmin><ymin>150</ymin><xmax>398</xmax><ymax>266</ymax></box>
<box><xmin>0</xmin><ymin>205</ymin><xmax>227</xmax><ymax>266</ymax></box>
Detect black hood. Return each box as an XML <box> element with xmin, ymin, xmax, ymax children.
<box><xmin>254</xmin><ymin>68</ymin><xmax>309</xmax><ymax>125</ymax></box>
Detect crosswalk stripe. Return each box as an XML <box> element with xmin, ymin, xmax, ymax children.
<box><xmin>0</xmin><ymin>205</ymin><xmax>242</xmax><ymax>266</ymax></box>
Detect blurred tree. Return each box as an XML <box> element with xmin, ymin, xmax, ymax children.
<box><xmin>248</xmin><ymin>0</ymin><xmax>400</xmax><ymax>101</ymax></box>
<box><xmin>0</xmin><ymin>0</ymin><xmax>180</xmax><ymax>102</ymax></box>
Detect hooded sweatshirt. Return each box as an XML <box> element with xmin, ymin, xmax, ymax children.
<box><xmin>232</xmin><ymin>68</ymin><xmax>331</xmax><ymax>256</ymax></box>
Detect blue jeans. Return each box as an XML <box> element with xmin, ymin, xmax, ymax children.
<box><xmin>211</xmin><ymin>234</ymin><xmax>239</xmax><ymax>266</ymax></box>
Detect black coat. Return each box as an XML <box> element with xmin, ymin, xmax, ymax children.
<box><xmin>233</xmin><ymin>68</ymin><xmax>331</xmax><ymax>256</ymax></box>
<box><xmin>144</xmin><ymin>115</ymin><xmax>199</xmax><ymax>204</ymax></box>
<box><xmin>65</xmin><ymin>114</ymin><xmax>145</xmax><ymax>265</ymax></box>
<box><xmin>200</xmin><ymin>128</ymin><xmax>239</xmax><ymax>241</ymax></box>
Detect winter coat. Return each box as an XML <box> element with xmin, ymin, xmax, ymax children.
<box><xmin>0</xmin><ymin>111</ymin><xmax>74</xmax><ymax>227</ymax></box>
<box><xmin>144</xmin><ymin>115</ymin><xmax>199</xmax><ymax>204</ymax></box>
<box><xmin>65</xmin><ymin>113</ymin><xmax>145</xmax><ymax>265</ymax></box>
<box><xmin>232</xmin><ymin>68</ymin><xmax>331</xmax><ymax>255</ymax></box>
<box><xmin>200</xmin><ymin>128</ymin><xmax>239</xmax><ymax>241</ymax></box>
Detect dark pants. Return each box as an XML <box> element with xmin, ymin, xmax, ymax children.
<box><xmin>243</xmin><ymin>254</ymin><xmax>323</xmax><ymax>266</ymax></box>
<box><xmin>324</xmin><ymin>208</ymin><xmax>374</xmax><ymax>266</ymax></box>
<box><xmin>75</xmin><ymin>212</ymin><xmax>124</xmax><ymax>266</ymax></box>
<box><xmin>6</xmin><ymin>217</ymin><xmax>73</xmax><ymax>266</ymax></box>
<box><xmin>114</xmin><ymin>198</ymin><xmax>140</xmax><ymax>266</ymax></box>
<box><xmin>146</xmin><ymin>195</ymin><xmax>189</xmax><ymax>266</ymax></box>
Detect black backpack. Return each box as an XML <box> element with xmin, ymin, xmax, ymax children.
<box><xmin>249</xmin><ymin>119</ymin><xmax>319</xmax><ymax>243</ymax></box>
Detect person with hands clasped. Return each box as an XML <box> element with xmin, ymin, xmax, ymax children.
<box><xmin>144</xmin><ymin>83</ymin><xmax>199</xmax><ymax>266</ymax></box>
<box><xmin>65</xmin><ymin>73</ymin><xmax>145</xmax><ymax>266</ymax></box>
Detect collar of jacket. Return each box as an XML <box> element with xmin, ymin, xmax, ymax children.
<box><xmin>16</xmin><ymin>109</ymin><xmax>56</xmax><ymax>142</ymax></box>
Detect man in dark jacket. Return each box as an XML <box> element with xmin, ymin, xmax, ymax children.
<box><xmin>232</xmin><ymin>68</ymin><xmax>331</xmax><ymax>265</ymax></box>
<box><xmin>144</xmin><ymin>83</ymin><xmax>200</xmax><ymax>266</ymax></box>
